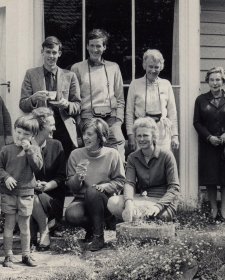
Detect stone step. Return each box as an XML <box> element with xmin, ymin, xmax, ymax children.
<box><xmin>116</xmin><ymin>221</ymin><xmax>176</xmax><ymax>243</ymax></box>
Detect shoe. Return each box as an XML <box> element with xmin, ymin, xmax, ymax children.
<box><xmin>3</xmin><ymin>256</ymin><xmax>14</xmax><ymax>268</ymax></box>
<box><xmin>86</xmin><ymin>235</ymin><xmax>104</xmax><ymax>251</ymax></box>
<box><xmin>22</xmin><ymin>255</ymin><xmax>37</xmax><ymax>267</ymax></box>
<box><xmin>82</xmin><ymin>231</ymin><xmax>94</xmax><ymax>243</ymax></box>
<box><xmin>36</xmin><ymin>244</ymin><xmax>50</xmax><ymax>252</ymax></box>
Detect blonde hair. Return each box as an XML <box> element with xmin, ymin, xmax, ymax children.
<box><xmin>143</xmin><ymin>49</ymin><xmax>164</xmax><ymax>71</ymax></box>
<box><xmin>133</xmin><ymin>117</ymin><xmax>159</xmax><ymax>144</ymax></box>
<box><xmin>205</xmin><ymin>66</ymin><xmax>225</xmax><ymax>83</ymax></box>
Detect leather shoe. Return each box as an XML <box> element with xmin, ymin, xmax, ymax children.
<box><xmin>86</xmin><ymin>235</ymin><xmax>104</xmax><ymax>251</ymax></box>
<box><xmin>22</xmin><ymin>255</ymin><xmax>37</xmax><ymax>267</ymax></box>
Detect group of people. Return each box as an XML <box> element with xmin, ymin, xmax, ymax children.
<box><xmin>0</xmin><ymin>28</ymin><xmax>182</xmax><ymax>268</ymax></box>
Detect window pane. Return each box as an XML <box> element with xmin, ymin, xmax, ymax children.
<box><xmin>44</xmin><ymin>0</ymin><xmax>82</xmax><ymax>69</ymax></box>
<box><xmin>135</xmin><ymin>0</ymin><xmax>175</xmax><ymax>81</ymax></box>
<box><xmin>86</xmin><ymin>0</ymin><xmax>132</xmax><ymax>84</ymax></box>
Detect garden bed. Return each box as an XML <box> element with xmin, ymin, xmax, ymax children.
<box><xmin>1</xmin><ymin>202</ymin><xmax>225</xmax><ymax>279</ymax></box>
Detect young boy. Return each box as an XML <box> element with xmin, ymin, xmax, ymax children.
<box><xmin>0</xmin><ymin>115</ymin><xmax>43</xmax><ymax>268</ymax></box>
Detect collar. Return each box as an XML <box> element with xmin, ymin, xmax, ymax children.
<box><xmin>134</xmin><ymin>145</ymin><xmax>160</xmax><ymax>162</ymax></box>
<box><xmin>88</xmin><ymin>58</ymin><xmax>105</xmax><ymax>67</ymax></box>
<box><xmin>43</xmin><ymin>66</ymin><xmax>58</xmax><ymax>77</ymax></box>
<box><xmin>205</xmin><ymin>90</ymin><xmax>225</xmax><ymax>100</ymax></box>
<box><xmin>145</xmin><ymin>74</ymin><xmax>159</xmax><ymax>86</ymax></box>
<box><xmin>40</xmin><ymin>140</ymin><xmax>47</xmax><ymax>150</ymax></box>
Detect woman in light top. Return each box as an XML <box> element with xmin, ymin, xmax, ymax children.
<box><xmin>65</xmin><ymin>118</ymin><xmax>125</xmax><ymax>251</ymax></box>
<box><xmin>126</xmin><ymin>49</ymin><xmax>179</xmax><ymax>152</ymax></box>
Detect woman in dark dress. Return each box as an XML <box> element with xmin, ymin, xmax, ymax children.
<box><xmin>194</xmin><ymin>67</ymin><xmax>225</xmax><ymax>219</ymax></box>
<box><xmin>31</xmin><ymin>107</ymin><xmax>66</xmax><ymax>250</ymax></box>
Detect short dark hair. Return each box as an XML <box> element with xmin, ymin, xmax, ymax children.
<box><xmin>14</xmin><ymin>115</ymin><xmax>39</xmax><ymax>136</ymax></box>
<box><xmin>32</xmin><ymin>107</ymin><xmax>54</xmax><ymax>131</ymax></box>
<box><xmin>87</xmin><ymin>29</ymin><xmax>110</xmax><ymax>46</ymax></box>
<box><xmin>82</xmin><ymin>118</ymin><xmax>109</xmax><ymax>147</ymax></box>
<box><xmin>205</xmin><ymin>66</ymin><xmax>225</xmax><ymax>83</ymax></box>
<box><xmin>42</xmin><ymin>36</ymin><xmax>62</xmax><ymax>51</ymax></box>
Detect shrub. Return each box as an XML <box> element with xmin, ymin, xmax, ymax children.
<box><xmin>100</xmin><ymin>236</ymin><xmax>225</xmax><ymax>280</ymax></box>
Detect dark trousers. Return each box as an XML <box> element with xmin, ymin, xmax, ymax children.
<box><xmin>84</xmin><ymin>187</ymin><xmax>111</xmax><ymax>236</ymax></box>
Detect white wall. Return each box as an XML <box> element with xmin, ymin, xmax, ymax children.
<box><xmin>0</xmin><ymin>0</ymin><xmax>43</xmax><ymax>127</ymax></box>
<box><xmin>179</xmin><ymin>0</ymin><xmax>200</xmax><ymax>208</ymax></box>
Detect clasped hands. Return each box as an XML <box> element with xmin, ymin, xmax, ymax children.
<box><xmin>31</xmin><ymin>91</ymin><xmax>69</xmax><ymax>109</ymax></box>
<box><xmin>122</xmin><ymin>200</ymin><xmax>160</xmax><ymax>222</ymax></box>
<box><xmin>209</xmin><ymin>133</ymin><xmax>225</xmax><ymax>146</ymax></box>
<box><xmin>35</xmin><ymin>180</ymin><xmax>50</xmax><ymax>192</ymax></box>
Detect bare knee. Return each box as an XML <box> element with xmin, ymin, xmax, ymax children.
<box><xmin>107</xmin><ymin>195</ymin><xmax>124</xmax><ymax>217</ymax></box>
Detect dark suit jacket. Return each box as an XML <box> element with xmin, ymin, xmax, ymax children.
<box><xmin>19</xmin><ymin>66</ymin><xmax>81</xmax><ymax>147</ymax></box>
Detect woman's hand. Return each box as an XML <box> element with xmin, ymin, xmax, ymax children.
<box><xmin>128</xmin><ymin>134</ymin><xmax>136</xmax><ymax>152</ymax></box>
<box><xmin>209</xmin><ymin>136</ymin><xmax>222</xmax><ymax>146</ymax></box>
<box><xmin>146</xmin><ymin>205</ymin><xmax>160</xmax><ymax>217</ymax></box>
<box><xmin>76</xmin><ymin>160</ymin><xmax>90</xmax><ymax>181</ymax></box>
<box><xmin>220</xmin><ymin>133</ymin><xmax>225</xmax><ymax>144</ymax></box>
<box><xmin>122</xmin><ymin>200</ymin><xmax>134</xmax><ymax>222</ymax></box>
<box><xmin>36</xmin><ymin>180</ymin><xmax>47</xmax><ymax>191</ymax></box>
<box><xmin>171</xmin><ymin>135</ymin><xmax>179</xmax><ymax>149</ymax></box>
<box><xmin>5</xmin><ymin>176</ymin><xmax>17</xmax><ymax>190</ymax></box>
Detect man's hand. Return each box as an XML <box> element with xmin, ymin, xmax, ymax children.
<box><xmin>52</xmin><ymin>98</ymin><xmax>69</xmax><ymax>109</ymax></box>
<box><xmin>146</xmin><ymin>205</ymin><xmax>161</xmax><ymax>217</ymax></box>
<box><xmin>31</xmin><ymin>90</ymin><xmax>48</xmax><ymax>104</ymax></box>
<box><xmin>128</xmin><ymin>134</ymin><xmax>136</xmax><ymax>152</ymax></box>
<box><xmin>171</xmin><ymin>135</ymin><xmax>179</xmax><ymax>150</ymax></box>
<box><xmin>5</xmin><ymin>177</ymin><xmax>17</xmax><ymax>191</ymax></box>
<box><xmin>122</xmin><ymin>200</ymin><xmax>134</xmax><ymax>222</ymax></box>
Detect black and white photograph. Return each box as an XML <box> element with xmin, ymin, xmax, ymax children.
<box><xmin>0</xmin><ymin>0</ymin><xmax>225</xmax><ymax>279</ymax></box>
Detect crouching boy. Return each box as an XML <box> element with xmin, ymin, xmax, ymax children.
<box><xmin>0</xmin><ymin>115</ymin><xmax>43</xmax><ymax>268</ymax></box>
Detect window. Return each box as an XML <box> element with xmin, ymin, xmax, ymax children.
<box><xmin>44</xmin><ymin>0</ymin><xmax>175</xmax><ymax>84</ymax></box>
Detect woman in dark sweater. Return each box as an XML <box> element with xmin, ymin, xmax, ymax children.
<box><xmin>31</xmin><ymin>107</ymin><xmax>66</xmax><ymax>250</ymax></box>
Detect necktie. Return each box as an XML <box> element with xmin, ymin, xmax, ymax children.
<box><xmin>49</xmin><ymin>72</ymin><xmax>55</xmax><ymax>91</ymax></box>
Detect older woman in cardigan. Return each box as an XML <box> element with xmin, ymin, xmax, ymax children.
<box><xmin>126</xmin><ymin>49</ymin><xmax>179</xmax><ymax>152</ymax></box>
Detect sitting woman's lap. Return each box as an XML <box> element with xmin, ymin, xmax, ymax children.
<box><xmin>35</xmin><ymin>192</ymin><xmax>64</xmax><ymax>221</ymax></box>
<box><xmin>65</xmin><ymin>188</ymin><xmax>111</xmax><ymax>227</ymax></box>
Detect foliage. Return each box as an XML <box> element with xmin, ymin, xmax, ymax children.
<box><xmin>50</xmin><ymin>203</ymin><xmax>225</xmax><ymax>279</ymax></box>
<box><xmin>51</xmin><ymin>225</ymin><xmax>85</xmax><ymax>255</ymax></box>
<box><xmin>48</xmin><ymin>265</ymin><xmax>95</xmax><ymax>280</ymax></box>
<box><xmin>100</xmin><ymin>237</ymin><xmax>225</xmax><ymax>280</ymax></box>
